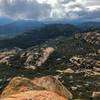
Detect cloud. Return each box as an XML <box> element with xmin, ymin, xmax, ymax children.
<box><xmin>0</xmin><ymin>0</ymin><xmax>100</xmax><ymax>21</ymax></box>
<box><xmin>58</xmin><ymin>0</ymin><xmax>100</xmax><ymax>21</ymax></box>
<box><xmin>0</xmin><ymin>0</ymin><xmax>51</xmax><ymax>20</ymax></box>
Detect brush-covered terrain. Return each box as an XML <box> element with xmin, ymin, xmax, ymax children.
<box><xmin>0</xmin><ymin>29</ymin><xmax>100</xmax><ymax>99</ymax></box>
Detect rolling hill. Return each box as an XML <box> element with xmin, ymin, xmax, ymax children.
<box><xmin>0</xmin><ymin>20</ymin><xmax>44</xmax><ymax>38</ymax></box>
<box><xmin>0</xmin><ymin>23</ymin><xmax>80</xmax><ymax>49</ymax></box>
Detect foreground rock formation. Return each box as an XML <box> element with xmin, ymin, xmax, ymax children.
<box><xmin>0</xmin><ymin>76</ymin><xmax>72</xmax><ymax>100</ymax></box>
<box><xmin>1</xmin><ymin>91</ymin><xmax>66</xmax><ymax>100</ymax></box>
<box><xmin>32</xmin><ymin>76</ymin><xmax>72</xmax><ymax>99</ymax></box>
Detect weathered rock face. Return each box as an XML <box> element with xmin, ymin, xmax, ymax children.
<box><xmin>0</xmin><ymin>77</ymin><xmax>44</xmax><ymax>98</ymax></box>
<box><xmin>0</xmin><ymin>48</ymin><xmax>21</xmax><ymax>64</ymax></box>
<box><xmin>32</xmin><ymin>76</ymin><xmax>73</xmax><ymax>99</ymax></box>
<box><xmin>0</xmin><ymin>53</ymin><xmax>14</xmax><ymax>64</ymax></box>
<box><xmin>0</xmin><ymin>76</ymin><xmax>71</xmax><ymax>100</ymax></box>
<box><xmin>24</xmin><ymin>47</ymin><xmax>55</xmax><ymax>69</ymax></box>
<box><xmin>1</xmin><ymin>90</ymin><xmax>67</xmax><ymax>100</ymax></box>
<box><xmin>35</xmin><ymin>47</ymin><xmax>54</xmax><ymax>67</ymax></box>
<box><xmin>0</xmin><ymin>55</ymin><xmax>11</xmax><ymax>64</ymax></box>
<box><xmin>0</xmin><ymin>47</ymin><xmax>55</xmax><ymax>70</ymax></box>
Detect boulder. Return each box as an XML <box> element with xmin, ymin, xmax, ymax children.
<box><xmin>93</xmin><ymin>67</ymin><xmax>100</xmax><ymax>72</ymax></box>
<box><xmin>97</xmin><ymin>49</ymin><xmax>100</xmax><ymax>54</ymax></box>
<box><xmin>1</xmin><ymin>90</ymin><xmax>67</xmax><ymax>100</ymax></box>
<box><xmin>0</xmin><ymin>77</ymin><xmax>44</xmax><ymax>98</ymax></box>
<box><xmin>1</xmin><ymin>76</ymin><xmax>72</xmax><ymax>99</ymax></box>
<box><xmin>25</xmin><ymin>65</ymin><xmax>36</xmax><ymax>70</ymax></box>
<box><xmin>92</xmin><ymin>92</ymin><xmax>100</xmax><ymax>99</ymax></box>
<box><xmin>32</xmin><ymin>76</ymin><xmax>73</xmax><ymax>99</ymax></box>
<box><xmin>95</xmin><ymin>61</ymin><xmax>100</xmax><ymax>67</ymax></box>
<box><xmin>71</xmin><ymin>86</ymin><xmax>77</xmax><ymax>91</ymax></box>
<box><xmin>64</xmin><ymin>68</ymin><xmax>74</xmax><ymax>74</ymax></box>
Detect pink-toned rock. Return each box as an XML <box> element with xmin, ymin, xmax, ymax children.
<box><xmin>36</xmin><ymin>47</ymin><xmax>54</xmax><ymax>67</ymax></box>
<box><xmin>1</xmin><ymin>90</ymin><xmax>67</xmax><ymax>100</ymax></box>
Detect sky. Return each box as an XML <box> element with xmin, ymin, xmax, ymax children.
<box><xmin>0</xmin><ymin>0</ymin><xmax>100</xmax><ymax>21</ymax></box>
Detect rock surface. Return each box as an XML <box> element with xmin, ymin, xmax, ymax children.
<box><xmin>83</xmin><ymin>32</ymin><xmax>100</xmax><ymax>46</ymax></box>
<box><xmin>0</xmin><ymin>77</ymin><xmax>44</xmax><ymax>98</ymax></box>
<box><xmin>1</xmin><ymin>90</ymin><xmax>67</xmax><ymax>100</ymax></box>
<box><xmin>32</xmin><ymin>76</ymin><xmax>73</xmax><ymax>99</ymax></box>
<box><xmin>64</xmin><ymin>68</ymin><xmax>74</xmax><ymax>74</ymax></box>
<box><xmin>35</xmin><ymin>47</ymin><xmax>54</xmax><ymax>67</ymax></box>
<box><xmin>0</xmin><ymin>76</ymin><xmax>71</xmax><ymax>100</ymax></box>
<box><xmin>92</xmin><ymin>92</ymin><xmax>100</xmax><ymax>99</ymax></box>
<box><xmin>0</xmin><ymin>47</ymin><xmax>55</xmax><ymax>70</ymax></box>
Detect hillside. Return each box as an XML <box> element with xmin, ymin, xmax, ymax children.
<box><xmin>0</xmin><ymin>30</ymin><xmax>100</xmax><ymax>99</ymax></box>
<box><xmin>0</xmin><ymin>24</ymin><xmax>80</xmax><ymax>49</ymax></box>
<box><xmin>78</xmin><ymin>21</ymin><xmax>100</xmax><ymax>31</ymax></box>
<box><xmin>0</xmin><ymin>20</ymin><xmax>44</xmax><ymax>38</ymax></box>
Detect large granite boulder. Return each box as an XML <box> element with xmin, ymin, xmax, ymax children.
<box><xmin>32</xmin><ymin>76</ymin><xmax>73</xmax><ymax>99</ymax></box>
<box><xmin>1</xmin><ymin>90</ymin><xmax>66</xmax><ymax>100</ymax></box>
<box><xmin>0</xmin><ymin>76</ymin><xmax>72</xmax><ymax>99</ymax></box>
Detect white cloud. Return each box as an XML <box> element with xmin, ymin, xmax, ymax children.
<box><xmin>0</xmin><ymin>0</ymin><xmax>100</xmax><ymax>21</ymax></box>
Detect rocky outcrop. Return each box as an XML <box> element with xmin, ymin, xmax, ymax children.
<box><xmin>69</xmin><ymin>55</ymin><xmax>99</xmax><ymax>69</ymax></box>
<box><xmin>0</xmin><ymin>47</ymin><xmax>55</xmax><ymax>70</ymax></box>
<box><xmin>0</xmin><ymin>48</ymin><xmax>21</xmax><ymax>64</ymax></box>
<box><xmin>70</xmin><ymin>56</ymin><xmax>84</xmax><ymax>67</ymax></box>
<box><xmin>0</xmin><ymin>76</ymin><xmax>72</xmax><ymax>100</ymax></box>
<box><xmin>64</xmin><ymin>68</ymin><xmax>74</xmax><ymax>74</ymax></box>
<box><xmin>83</xmin><ymin>32</ymin><xmax>100</xmax><ymax>46</ymax></box>
<box><xmin>92</xmin><ymin>92</ymin><xmax>100</xmax><ymax>100</ymax></box>
<box><xmin>35</xmin><ymin>47</ymin><xmax>54</xmax><ymax>67</ymax></box>
<box><xmin>57</xmin><ymin>68</ymin><xmax>74</xmax><ymax>74</ymax></box>
<box><xmin>0</xmin><ymin>55</ymin><xmax>11</xmax><ymax>64</ymax></box>
<box><xmin>24</xmin><ymin>47</ymin><xmax>55</xmax><ymax>69</ymax></box>
<box><xmin>32</xmin><ymin>76</ymin><xmax>73</xmax><ymax>99</ymax></box>
<box><xmin>95</xmin><ymin>61</ymin><xmax>100</xmax><ymax>67</ymax></box>
<box><xmin>1</xmin><ymin>90</ymin><xmax>66</xmax><ymax>100</ymax></box>
<box><xmin>0</xmin><ymin>77</ymin><xmax>44</xmax><ymax>98</ymax></box>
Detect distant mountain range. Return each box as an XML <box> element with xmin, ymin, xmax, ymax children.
<box><xmin>0</xmin><ymin>17</ymin><xmax>14</xmax><ymax>25</ymax></box>
<box><xmin>0</xmin><ymin>20</ymin><xmax>44</xmax><ymax>38</ymax></box>
<box><xmin>78</xmin><ymin>21</ymin><xmax>100</xmax><ymax>31</ymax></box>
<box><xmin>0</xmin><ymin>18</ymin><xmax>100</xmax><ymax>39</ymax></box>
<box><xmin>0</xmin><ymin>23</ymin><xmax>80</xmax><ymax>49</ymax></box>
